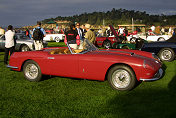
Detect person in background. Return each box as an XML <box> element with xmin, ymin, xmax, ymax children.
<box><xmin>151</xmin><ymin>25</ymin><xmax>155</xmax><ymax>32</ymax></box>
<box><xmin>167</xmin><ymin>28</ymin><xmax>176</xmax><ymax>42</ymax></box>
<box><xmin>25</xmin><ymin>28</ymin><xmax>30</xmax><ymax>37</ymax></box>
<box><xmin>118</xmin><ymin>26</ymin><xmax>125</xmax><ymax>37</ymax></box>
<box><xmin>155</xmin><ymin>26</ymin><xmax>161</xmax><ymax>34</ymax></box>
<box><xmin>84</xmin><ymin>24</ymin><xmax>96</xmax><ymax>44</ymax></box>
<box><xmin>76</xmin><ymin>23</ymin><xmax>83</xmax><ymax>40</ymax></box>
<box><xmin>65</xmin><ymin>24</ymin><xmax>78</xmax><ymax>43</ymax></box>
<box><xmin>4</xmin><ymin>25</ymin><xmax>15</xmax><ymax>65</ymax></box>
<box><xmin>32</xmin><ymin>21</ymin><xmax>46</xmax><ymax>50</ymax></box>
<box><xmin>81</xmin><ymin>24</ymin><xmax>87</xmax><ymax>38</ymax></box>
<box><xmin>65</xmin><ymin>24</ymin><xmax>79</xmax><ymax>49</ymax></box>
<box><xmin>0</xmin><ymin>26</ymin><xmax>5</xmax><ymax>36</ymax></box>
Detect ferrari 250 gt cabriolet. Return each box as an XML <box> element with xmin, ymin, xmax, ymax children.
<box><xmin>7</xmin><ymin>39</ymin><xmax>163</xmax><ymax>91</ymax></box>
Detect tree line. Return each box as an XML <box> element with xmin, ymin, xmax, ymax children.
<box><xmin>42</xmin><ymin>8</ymin><xmax>176</xmax><ymax>27</ymax></box>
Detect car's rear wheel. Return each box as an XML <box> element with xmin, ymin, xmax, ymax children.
<box><xmin>103</xmin><ymin>40</ymin><xmax>112</xmax><ymax>49</ymax></box>
<box><xmin>20</xmin><ymin>45</ymin><xmax>30</xmax><ymax>52</ymax></box>
<box><xmin>157</xmin><ymin>37</ymin><xmax>165</xmax><ymax>41</ymax></box>
<box><xmin>158</xmin><ymin>48</ymin><xmax>175</xmax><ymax>62</ymax></box>
<box><xmin>130</xmin><ymin>37</ymin><xmax>136</xmax><ymax>44</ymax></box>
<box><xmin>23</xmin><ymin>60</ymin><xmax>42</xmax><ymax>82</ymax></box>
<box><xmin>107</xmin><ymin>65</ymin><xmax>138</xmax><ymax>91</ymax></box>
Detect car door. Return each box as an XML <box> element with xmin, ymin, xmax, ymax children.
<box><xmin>46</xmin><ymin>53</ymin><xmax>79</xmax><ymax>78</ymax></box>
<box><xmin>78</xmin><ymin>53</ymin><xmax>109</xmax><ymax>81</ymax></box>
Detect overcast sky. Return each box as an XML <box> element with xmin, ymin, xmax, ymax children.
<box><xmin>1</xmin><ymin>0</ymin><xmax>176</xmax><ymax>27</ymax></box>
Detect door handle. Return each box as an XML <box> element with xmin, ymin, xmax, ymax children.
<box><xmin>48</xmin><ymin>57</ymin><xmax>55</xmax><ymax>59</ymax></box>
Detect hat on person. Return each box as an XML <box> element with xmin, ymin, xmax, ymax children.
<box><xmin>85</xmin><ymin>24</ymin><xmax>91</xmax><ymax>29</ymax></box>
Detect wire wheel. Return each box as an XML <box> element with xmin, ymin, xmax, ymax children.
<box><xmin>111</xmin><ymin>69</ymin><xmax>131</xmax><ymax>89</ymax></box>
<box><xmin>23</xmin><ymin>60</ymin><xmax>42</xmax><ymax>81</ymax></box>
<box><xmin>159</xmin><ymin>48</ymin><xmax>175</xmax><ymax>62</ymax></box>
<box><xmin>108</xmin><ymin>65</ymin><xmax>137</xmax><ymax>91</ymax></box>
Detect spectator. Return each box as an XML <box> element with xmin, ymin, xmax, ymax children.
<box><xmin>0</xmin><ymin>26</ymin><xmax>5</xmax><ymax>36</ymax></box>
<box><xmin>141</xmin><ymin>27</ymin><xmax>146</xmax><ymax>35</ymax></box>
<box><xmin>65</xmin><ymin>24</ymin><xmax>78</xmax><ymax>43</ymax></box>
<box><xmin>25</xmin><ymin>28</ymin><xmax>30</xmax><ymax>37</ymax></box>
<box><xmin>76</xmin><ymin>23</ymin><xmax>83</xmax><ymax>40</ymax></box>
<box><xmin>64</xmin><ymin>24</ymin><xmax>79</xmax><ymax>49</ymax></box>
<box><xmin>84</xmin><ymin>24</ymin><xmax>96</xmax><ymax>44</ymax></box>
<box><xmin>161</xmin><ymin>27</ymin><xmax>165</xmax><ymax>35</ymax></box>
<box><xmin>151</xmin><ymin>25</ymin><xmax>155</xmax><ymax>32</ymax></box>
<box><xmin>81</xmin><ymin>24</ymin><xmax>87</xmax><ymax>38</ymax></box>
<box><xmin>118</xmin><ymin>26</ymin><xmax>125</xmax><ymax>36</ymax></box>
<box><xmin>32</xmin><ymin>21</ymin><xmax>46</xmax><ymax>50</ymax></box>
<box><xmin>155</xmin><ymin>26</ymin><xmax>161</xmax><ymax>34</ymax></box>
<box><xmin>4</xmin><ymin>25</ymin><xmax>15</xmax><ymax>65</ymax></box>
<box><xmin>167</xmin><ymin>28</ymin><xmax>176</xmax><ymax>42</ymax></box>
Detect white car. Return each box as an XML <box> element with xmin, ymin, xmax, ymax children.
<box><xmin>43</xmin><ymin>34</ymin><xmax>65</xmax><ymax>42</ymax></box>
<box><xmin>127</xmin><ymin>32</ymin><xmax>171</xmax><ymax>43</ymax></box>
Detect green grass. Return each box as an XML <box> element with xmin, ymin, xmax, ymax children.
<box><xmin>0</xmin><ymin>42</ymin><xmax>176</xmax><ymax>118</ymax></box>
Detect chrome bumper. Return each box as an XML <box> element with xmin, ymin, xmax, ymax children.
<box><xmin>7</xmin><ymin>65</ymin><xmax>18</xmax><ymax>69</ymax></box>
<box><xmin>140</xmin><ymin>68</ymin><xmax>163</xmax><ymax>81</ymax></box>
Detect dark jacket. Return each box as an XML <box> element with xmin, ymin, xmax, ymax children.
<box><xmin>65</xmin><ymin>29</ymin><xmax>78</xmax><ymax>43</ymax></box>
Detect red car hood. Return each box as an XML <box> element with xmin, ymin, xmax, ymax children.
<box><xmin>95</xmin><ymin>49</ymin><xmax>154</xmax><ymax>59</ymax></box>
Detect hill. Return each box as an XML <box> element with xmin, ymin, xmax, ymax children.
<box><xmin>42</xmin><ymin>8</ymin><xmax>176</xmax><ymax>27</ymax></box>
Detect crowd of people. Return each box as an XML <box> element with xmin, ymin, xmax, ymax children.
<box><xmin>1</xmin><ymin>21</ymin><xmax>176</xmax><ymax>65</ymax></box>
<box><xmin>0</xmin><ymin>21</ymin><xmax>97</xmax><ymax>65</ymax></box>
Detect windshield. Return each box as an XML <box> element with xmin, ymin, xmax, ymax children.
<box><xmin>67</xmin><ymin>39</ymin><xmax>98</xmax><ymax>54</ymax></box>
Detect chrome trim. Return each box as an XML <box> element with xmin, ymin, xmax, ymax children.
<box><xmin>140</xmin><ymin>68</ymin><xmax>163</xmax><ymax>81</ymax></box>
<box><xmin>48</xmin><ymin>57</ymin><xmax>55</xmax><ymax>59</ymax></box>
<box><xmin>7</xmin><ymin>65</ymin><xmax>18</xmax><ymax>69</ymax></box>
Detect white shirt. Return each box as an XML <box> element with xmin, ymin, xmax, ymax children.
<box><xmin>151</xmin><ymin>26</ymin><xmax>155</xmax><ymax>32</ymax></box>
<box><xmin>77</xmin><ymin>28</ymin><xmax>82</xmax><ymax>39</ymax></box>
<box><xmin>5</xmin><ymin>30</ymin><xmax>15</xmax><ymax>48</ymax></box>
<box><xmin>118</xmin><ymin>28</ymin><xmax>125</xmax><ymax>35</ymax></box>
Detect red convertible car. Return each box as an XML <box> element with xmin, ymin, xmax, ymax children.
<box><xmin>7</xmin><ymin>39</ymin><xmax>163</xmax><ymax>91</ymax></box>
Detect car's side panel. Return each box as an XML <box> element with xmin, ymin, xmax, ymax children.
<box><xmin>141</xmin><ymin>42</ymin><xmax>176</xmax><ymax>54</ymax></box>
<box><xmin>44</xmin><ymin>54</ymin><xmax>79</xmax><ymax>78</ymax></box>
<box><xmin>77</xmin><ymin>52</ymin><xmax>144</xmax><ymax>81</ymax></box>
<box><xmin>78</xmin><ymin>54</ymin><xmax>110</xmax><ymax>81</ymax></box>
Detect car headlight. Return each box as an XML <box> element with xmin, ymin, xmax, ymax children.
<box><xmin>143</xmin><ymin>60</ymin><xmax>154</xmax><ymax>70</ymax></box>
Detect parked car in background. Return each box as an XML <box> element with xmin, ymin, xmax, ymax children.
<box><xmin>141</xmin><ymin>38</ymin><xmax>176</xmax><ymax>62</ymax></box>
<box><xmin>0</xmin><ymin>33</ymin><xmax>48</xmax><ymax>52</ymax></box>
<box><xmin>95</xmin><ymin>25</ymin><xmax>144</xmax><ymax>49</ymax></box>
<box><xmin>8</xmin><ymin>39</ymin><xmax>163</xmax><ymax>91</ymax></box>
<box><xmin>43</xmin><ymin>30</ymin><xmax>65</xmax><ymax>42</ymax></box>
<box><xmin>128</xmin><ymin>32</ymin><xmax>170</xmax><ymax>43</ymax></box>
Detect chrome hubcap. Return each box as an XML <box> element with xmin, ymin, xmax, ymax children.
<box><xmin>112</xmin><ymin>69</ymin><xmax>131</xmax><ymax>88</ymax></box>
<box><xmin>25</xmin><ymin>64</ymin><xmax>38</xmax><ymax>79</ymax></box>
<box><xmin>161</xmin><ymin>50</ymin><xmax>172</xmax><ymax>60</ymax></box>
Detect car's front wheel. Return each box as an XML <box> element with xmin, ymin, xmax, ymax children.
<box><xmin>158</xmin><ymin>48</ymin><xmax>175</xmax><ymax>62</ymax></box>
<box><xmin>55</xmin><ymin>36</ymin><xmax>61</xmax><ymax>42</ymax></box>
<box><xmin>130</xmin><ymin>37</ymin><xmax>136</xmax><ymax>44</ymax></box>
<box><xmin>107</xmin><ymin>65</ymin><xmax>138</xmax><ymax>91</ymax></box>
<box><xmin>103</xmin><ymin>40</ymin><xmax>112</xmax><ymax>49</ymax></box>
<box><xmin>23</xmin><ymin>60</ymin><xmax>42</xmax><ymax>82</ymax></box>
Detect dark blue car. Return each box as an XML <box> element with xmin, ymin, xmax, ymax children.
<box><xmin>141</xmin><ymin>37</ymin><xmax>176</xmax><ymax>62</ymax></box>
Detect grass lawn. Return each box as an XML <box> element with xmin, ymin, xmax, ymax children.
<box><xmin>0</xmin><ymin>42</ymin><xmax>176</xmax><ymax>118</ymax></box>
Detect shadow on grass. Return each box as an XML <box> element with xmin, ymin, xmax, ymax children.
<box><xmin>102</xmin><ymin>66</ymin><xmax>176</xmax><ymax>118</ymax></box>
